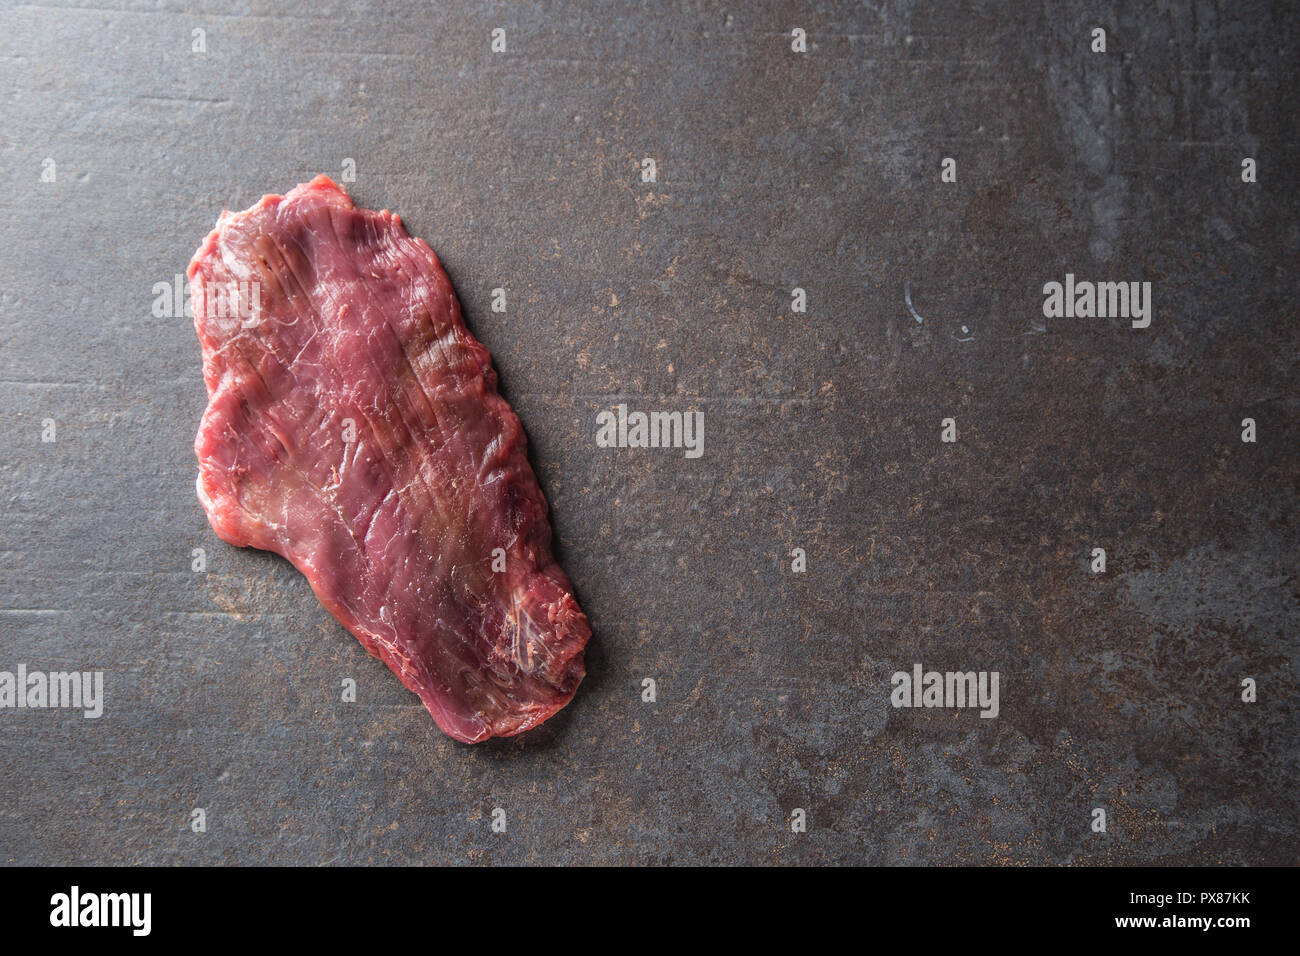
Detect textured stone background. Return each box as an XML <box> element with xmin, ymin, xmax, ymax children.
<box><xmin>1</xmin><ymin>1</ymin><xmax>1296</xmax><ymax>864</ymax></box>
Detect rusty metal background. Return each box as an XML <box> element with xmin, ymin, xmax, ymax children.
<box><xmin>1</xmin><ymin>1</ymin><xmax>1296</xmax><ymax>865</ymax></box>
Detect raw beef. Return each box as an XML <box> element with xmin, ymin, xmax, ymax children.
<box><xmin>189</xmin><ymin>176</ymin><xmax>589</xmax><ymax>743</ymax></box>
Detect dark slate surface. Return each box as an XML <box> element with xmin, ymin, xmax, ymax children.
<box><xmin>1</xmin><ymin>1</ymin><xmax>1296</xmax><ymax>865</ymax></box>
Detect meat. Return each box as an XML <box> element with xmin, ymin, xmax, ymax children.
<box><xmin>188</xmin><ymin>176</ymin><xmax>589</xmax><ymax>743</ymax></box>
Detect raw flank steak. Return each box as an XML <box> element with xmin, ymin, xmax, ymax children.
<box><xmin>189</xmin><ymin>176</ymin><xmax>589</xmax><ymax>743</ymax></box>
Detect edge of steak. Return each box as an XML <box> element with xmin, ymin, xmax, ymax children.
<box><xmin>189</xmin><ymin>175</ymin><xmax>589</xmax><ymax>743</ymax></box>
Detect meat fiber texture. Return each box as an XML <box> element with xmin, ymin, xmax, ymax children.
<box><xmin>189</xmin><ymin>176</ymin><xmax>589</xmax><ymax>743</ymax></box>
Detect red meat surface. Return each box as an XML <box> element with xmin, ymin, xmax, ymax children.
<box><xmin>189</xmin><ymin>176</ymin><xmax>589</xmax><ymax>743</ymax></box>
